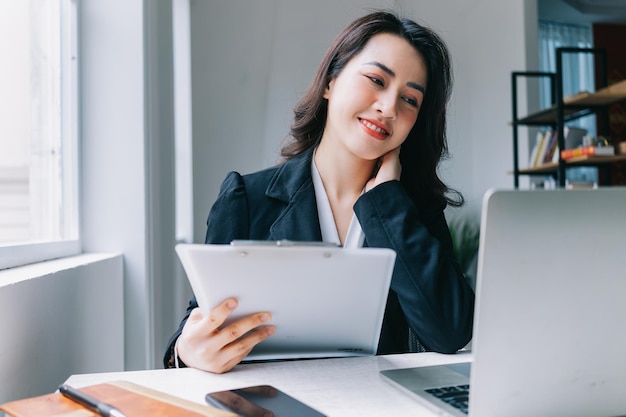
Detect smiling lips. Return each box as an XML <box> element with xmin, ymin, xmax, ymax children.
<box><xmin>360</xmin><ymin>118</ymin><xmax>390</xmax><ymax>140</ymax></box>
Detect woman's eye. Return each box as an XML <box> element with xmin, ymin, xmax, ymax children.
<box><xmin>402</xmin><ymin>96</ymin><xmax>418</xmax><ymax>107</ymax></box>
<box><xmin>366</xmin><ymin>75</ymin><xmax>384</xmax><ymax>86</ymax></box>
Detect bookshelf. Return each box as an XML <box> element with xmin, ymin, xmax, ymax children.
<box><xmin>511</xmin><ymin>47</ymin><xmax>626</xmax><ymax>188</ymax></box>
<box><xmin>517</xmin><ymin>154</ymin><xmax>626</xmax><ymax>175</ymax></box>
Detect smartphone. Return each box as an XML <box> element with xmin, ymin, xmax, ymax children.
<box><xmin>205</xmin><ymin>385</ymin><xmax>326</xmax><ymax>417</ymax></box>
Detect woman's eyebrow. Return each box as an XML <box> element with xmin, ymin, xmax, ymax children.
<box><xmin>363</xmin><ymin>61</ymin><xmax>425</xmax><ymax>93</ymax></box>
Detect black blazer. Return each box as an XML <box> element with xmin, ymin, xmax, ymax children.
<box><xmin>164</xmin><ymin>147</ymin><xmax>474</xmax><ymax>367</ymax></box>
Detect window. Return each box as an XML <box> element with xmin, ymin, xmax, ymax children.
<box><xmin>0</xmin><ymin>0</ymin><xmax>79</xmax><ymax>269</ymax></box>
<box><xmin>538</xmin><ymin>20</ymin><xmax>598</xmax><ymax>186</ymax></box>
<box><xmin>538</xmin><ymin>20</ymin><xmax>596</xmax><ymax>136</ymax></box>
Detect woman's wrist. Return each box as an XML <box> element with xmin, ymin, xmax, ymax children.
<box><xmin>173</xmin><ymin>336</ymin><xmax>187</xmax><ymax>369</ymax></box>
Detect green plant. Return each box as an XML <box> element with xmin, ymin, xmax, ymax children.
<box><xmin>448</xmin><ymin>216</ymin><xmax>480</xmax><ymax>287</ymax></box>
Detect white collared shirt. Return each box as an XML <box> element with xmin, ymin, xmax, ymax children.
<box><xmin>311</xmin><ymin>155</ymin><xmax>365</xmax><ymax>249</ymax></box>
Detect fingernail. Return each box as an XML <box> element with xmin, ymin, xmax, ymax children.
<box><xmin>227</xmin><ymin>299</ymin><xmax>237</xmax><ymax>309</ymax></box>
<box><xmin>260</xmin><ymin>313</ymin><xmax>270</xmax><ymax>322</ymax></box>
<box><xmin>266</xmin><ymin>326</ymin><xmax>276</xmax><ymax>335</ymax></box>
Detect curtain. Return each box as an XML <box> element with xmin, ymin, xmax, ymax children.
<box><xmin>538</xmin><ymin>20</ymin><xmax>596</xmax><ymax>136</ymax></box>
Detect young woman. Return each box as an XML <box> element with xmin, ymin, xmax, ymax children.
<box><xmin>165</xmin><ymin>11</ymin><xmax>475</xmax><ymax>373</ymax></box>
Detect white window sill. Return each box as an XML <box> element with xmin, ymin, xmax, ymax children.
<box><xmin>0</xmin><ymin>252</ymin><xmax>122</xmax><ymax>286</ymax></box>
<box><xmin>0</xmin><ymin>252</ymin><xmax>125</xmax><ymax>403</ymax></box>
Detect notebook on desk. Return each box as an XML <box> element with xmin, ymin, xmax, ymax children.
<box><xmin>176</xmin><ymin>241</ymin><xmax>396</xmax><ymax>361</ymax></box>
<box><xmin>381</xmin><ymin>188</ymin><xmax>626</xmax><ymax>417</ymax></box>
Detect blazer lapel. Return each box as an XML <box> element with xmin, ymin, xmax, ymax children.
<box><xmin>265</xmin><ymin>148</ymin><xmax>322</xmax><ymax>242</ymax></box>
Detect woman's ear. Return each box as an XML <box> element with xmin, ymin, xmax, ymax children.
<box><xmin>323</xmin><ymin>79</ymin><xmax>335</xmax><ymax>99</ymax></box>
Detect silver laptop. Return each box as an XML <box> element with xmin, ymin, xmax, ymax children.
<box><xmin>381</xmin><ymin>188</ymin><xmax>626</xmax><ymax>417</ymax></box>
<box><xmin>176</xmin><ymin>241</ymin><xmax>396</xmax><ymax>361</ymax></box>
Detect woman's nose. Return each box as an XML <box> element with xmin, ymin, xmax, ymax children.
<box><xmin>375</xmin><ymin>92</ymin><xmax>398</xmax><ymax>119</ymax></box>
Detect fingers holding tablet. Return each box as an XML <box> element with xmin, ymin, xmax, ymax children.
<box><xmin>177</xmin><ymin>299</ymin><xmax>275</xmax><ymax>373</ymax></box>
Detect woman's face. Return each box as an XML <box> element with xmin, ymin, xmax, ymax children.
<box><xmin>322</xmin><ymin>33</ymin><xmax>427</xmax><ymax>161</ymax></box>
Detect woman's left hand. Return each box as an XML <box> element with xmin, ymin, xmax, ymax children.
<box><xmin>366</xmin><ymin>147</ymin><xmax>402</xmax><ymax>191</ymax></box>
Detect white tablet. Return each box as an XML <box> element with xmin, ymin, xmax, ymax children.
<box><xmin>175</xmin><ymin>241</ymin><xmax>396</xmax><ymax>361</ymax></box>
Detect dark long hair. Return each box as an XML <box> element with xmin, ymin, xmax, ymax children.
<box><xmin>281</xmin><ymin>11</ymin><xmax>463</xmax><ymax>207</ymax></box>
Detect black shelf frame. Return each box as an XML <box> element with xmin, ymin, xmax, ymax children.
<box><xmin>554</xmin><ymin>47</ymin><xmax>608</xmax><ymax>186</ymax></box>
<box><xmin>511</xmin><ymin>47</ymin><xmax>609</xmax><ymax>188</ymax></box>
<box><xmin>511</xmin><ymin>71</ymin><xmax>556</xmax><ymax>189</ymax></box>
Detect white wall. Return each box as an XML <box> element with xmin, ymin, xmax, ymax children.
<box><xmin>189</xmin><ymin>0</ymin><xmax>538</xmax><ymax>240</ymax></box>
<box><xmin>79</xmin><ymin>0</ymin><xmax>152</xmax><ymax>372</ymax></box>
<box><xmin>80</xmin><ymin>0</ymin><xmax>178</xmax><ymax>370</ymax></box>
<box><xmin>0</xmin><ymin>254</ymin><xmax>124</xmax><ymax>403</ymax></box>
<box><xmin>463</xmin><ymin>0</ymin><xmax>539</xmax><ymax>205</ymax></box>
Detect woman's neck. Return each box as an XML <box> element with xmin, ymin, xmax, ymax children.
<box><xmin>314</xmin><ymin>140</ymin><xmax>375</xmax><ymax>202</ymax></box>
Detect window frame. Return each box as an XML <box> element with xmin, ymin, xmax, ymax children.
<box><xmin>0</xmin><ymin>0</ymin><xmax>80</xmax><ymax>270</ymax></box>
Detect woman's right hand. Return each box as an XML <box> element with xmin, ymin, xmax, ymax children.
<box><xmin>366</xmin><ymin>147</ymin><xmax>402</xmax><ymax>192</ymax></box>
<box><xmin>176</xmin><ymin>298</ymin><xmax>275</xmax><ymax>373</ymax></box>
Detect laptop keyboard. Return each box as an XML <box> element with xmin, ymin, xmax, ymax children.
<box><xmin>425</xmin><ymin>384</ymin><xmax>470</xmax><ymax>414</ymax></box>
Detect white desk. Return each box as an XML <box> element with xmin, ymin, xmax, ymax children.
<box><xmin>66</xmin><ymin>351</ymin><xmax>471</xmax><ymax>417</ymax></box>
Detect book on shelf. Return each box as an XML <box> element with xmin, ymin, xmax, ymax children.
<box><xmin>551</xmin><ymin>141</ymin><xmax>561</xmax><ymax>163</ymax></box>
<box><xmin>560</xmin><ymin>145</ymin><xmax>615</xmax><ymax>160</ymax></box>
<box><xmin>529</xmin><ymin>130</ymin><xmax>560</xmax><ymax>167</ymax></box>
<box><xmin>0</xmin><ymin>381</ymin><xmax>235</xmax><ymax>417</ymax></box>
<box><xmin>544</xmin><ymin>130</ymin><xmax>559</xmax><ymax>164</ymax></box>
<box><xmin>528</xmin><ymin>131</ymin><xmax>544</xmax><ymax>167</ymax></box>
<box><xmin>528</xmin><ymin>127</ymin><xmax>590</xmax><ymax>167</ymax></box>
<box><xmin>529</xmin><ymin>130</ymin><xmax>553</xmax><ymax>167</ymax></box>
